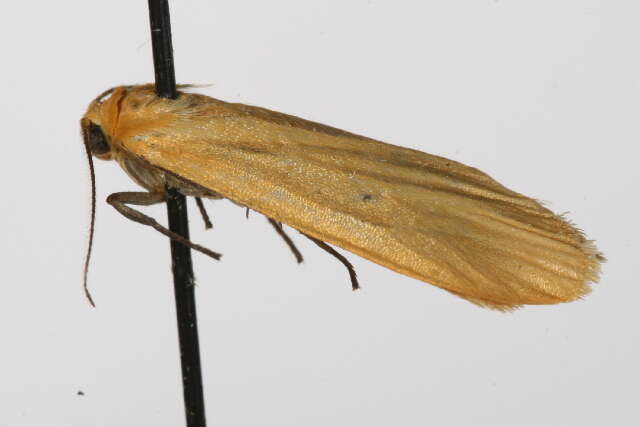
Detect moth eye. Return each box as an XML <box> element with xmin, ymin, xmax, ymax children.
<box><xmin>85</xmin><ymin>122</ymin><xmax>110</xmax><ymax>155</ymax></box>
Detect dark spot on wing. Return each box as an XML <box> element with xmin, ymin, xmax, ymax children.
<box><xmin>362</xmin><ymin>194</ymin><xmax>374</xmax><ymax>201</ymax></box>
<box><xmin>235</xmin><ymin>144</ymin><xmax>278</xmax><ymax>156</ymax></box>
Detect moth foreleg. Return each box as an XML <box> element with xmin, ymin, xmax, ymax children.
<box><xmin>301</xmin><ymin>233</ymin><xmax>359</xmax><ymax>291</ymax></box>
<box><xmin>106</xmin><ymin>192</ymin><xmax>222</xmax><ymax>260</ymax></box>
<box><xmin>267</xmin><ymin>218</ymin><xmax>304</xmax><ymax>264</ymax></box>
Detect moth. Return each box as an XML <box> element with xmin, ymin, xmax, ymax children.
<box><xmin>81</xmin><ymin>84</ymin><xmax>603</xmax><ymax>310</ymax></box>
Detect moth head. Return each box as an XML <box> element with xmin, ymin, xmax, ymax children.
<box><xmin>80</xmin><ymin>87</ymin><xmax>120</xmax><ymax>161</ymax></box>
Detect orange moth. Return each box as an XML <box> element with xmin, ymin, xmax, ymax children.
<box><xmin>81</xmin><ymin>84</ymin><xmax>603</xmax><ymax>310</ymax></box>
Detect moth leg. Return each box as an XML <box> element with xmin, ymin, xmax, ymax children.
<box><xmin>106</xmin><ymin>192</ymin><xmax>221</xmax><ymax>260</ymax></box>
<box><xmin>195</xmin><ymin>197</ymin><xmax>213</xmax><ymax>229</ymax></box>
<box><xmin>301</xmin><ymin>233</ymin><xmax>359</xmax><ymax>290</ymax></box>
<box><xmin>267</xmin><ymin>218</ymin><xmax>304</xmax><ymax>264</ymax></box>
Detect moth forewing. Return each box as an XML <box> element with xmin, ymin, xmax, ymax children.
<box><xmin>82</xmin><ymin>84</ymin><xmax>603</xmax><ymax>310</ymax></box>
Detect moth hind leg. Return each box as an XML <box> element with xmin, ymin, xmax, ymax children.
<box><xmin>106</xmin><ymin>191</ymin><xmax>221</xmax><ymax>260</ymax></box>
<box><xmin>301</xmin><ymin>233</ymin><xmax>360</xmax><ymax>291</ymax></box>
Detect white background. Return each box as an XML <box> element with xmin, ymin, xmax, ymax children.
<box><xmin>1</xmin><ymin>1</ymin><xmax>637</xmax><ymax>426</ymax></box>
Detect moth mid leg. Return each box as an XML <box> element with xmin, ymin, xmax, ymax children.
<box><xmin>267</xmin><ymin>218</ymin><xmax>304</xmax><ymax>264</ymax></box>
<box><xmin>195</xmin><ymin>197</ymin><xmax>213</xmax><ymax>229</ymax></box>
<box><xmin>106</xmin><ymin>191</ymin><xmax>221</xmax><ymax>260</ymax></box>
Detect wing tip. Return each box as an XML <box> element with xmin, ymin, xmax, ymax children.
<box><xmin>581</xmin><ymin>238</ymin><xmax>606</xmax><ymax>283</ymax></box>
<box><xmin>450</xmin><ymin>238</ymin><xmax>604</xmax><ymax>312</ymax></box>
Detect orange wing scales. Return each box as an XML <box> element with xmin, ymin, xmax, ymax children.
<box><xmin>83</xmin><ymin>85</ymin><xmax>604</xmax><ymax>310</ymax></box>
